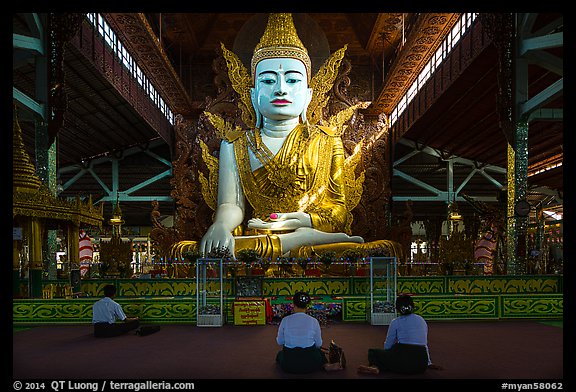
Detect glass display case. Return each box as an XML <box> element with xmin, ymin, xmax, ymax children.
<box><xmin>369</xmin><ymin>256</ymin><xmax>397</xmax><ymax>325</ymax></box>
<box><xmin>196</xmin><ymin>258</ymin><xmax>225</xmax><ymax>327</ymax></box>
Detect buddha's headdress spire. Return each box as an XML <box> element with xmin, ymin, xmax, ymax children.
<box><xmin>251</xmin><ymin>13</ymin><xmax>311</xmax><ymax>83</ymax></box>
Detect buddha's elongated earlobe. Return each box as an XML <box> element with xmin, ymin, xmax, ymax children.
<box><xmin>300</xmin><ymin>87</ymin><xmax>313</xmax><ymax>123</ymax></box>
<box><xmin>250</xmin><ymin>87</ymin><xmax>262</xmax><ymax>128</ymax></box>
<box><xmin>255</xmin><ymin>112</ymin><xmax>262</xmax><ymax>129</ymax></box>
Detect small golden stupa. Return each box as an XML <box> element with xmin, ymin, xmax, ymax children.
<box><xmin>13</xmin><ymin>106</ymin><xmax>104</xmax><ymax>297</ymax></box>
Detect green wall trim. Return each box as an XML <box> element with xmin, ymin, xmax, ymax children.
<box><xmin>500</xmin><ymin>294</ymin><xmax>564</xmax><ymax>319</ymax></box>
<box><xmin>13</xmin><ymin>293</ymin><xmax>562</xmax><ymax>325</ymax></box>
<box><xmin>14</xmin><ymin>275</ymin><xmax>561</xmax><ymax>325</ymax></box>
<box><xmin>342</xmin><ymin>294</ymin><xmax>563</xmax><ymax>321</ymax></box>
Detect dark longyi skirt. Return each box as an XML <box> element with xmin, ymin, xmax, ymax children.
<box><xmin>368</xmin><ymin>343</ymin><xmax>428</xmax><ymax>374</ymax></box>
<box><xmin>276</xmin><ymin>345</ymin><xmax>328</xmax><ymax>374</ymax></box>
<box><xmin>93</xmin><ymin>319</ymin><xmax>140</xmax><ymax>338</ymax></box>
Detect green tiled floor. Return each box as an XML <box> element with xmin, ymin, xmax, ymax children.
<box><xmin>13</xmin><ymin>326</ymin><xmax>33</xmax><ymax>332</ymax></box>
<box><xmin>539</xmin><ymin>320</ymin><xmax>563</xmax><ymax>328</ymax></box>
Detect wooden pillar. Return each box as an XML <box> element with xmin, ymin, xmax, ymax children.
<box><xmin>28</xmin><ymin>217</ymin><xmax>44</xmax><ymax>298</ymax></box>
<box><xmin>13</xmin><ymin>237</ymin><xmax>22</xmax><ymax>297</ymax></box>
<box><xmin>67</xmin><ymin>222</ymin><xmax>81</xmax><ymax>292</ymax></box>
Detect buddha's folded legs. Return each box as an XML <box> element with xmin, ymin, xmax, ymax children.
<box><xmin>171</xmin><ymin>236</ymin><xmax>403</xmax><ymax>263</ymax></box>
<box><xmin>170</xmin><ymin>235</ymin><xmax>283</xmax><ymax>261</ymax></box>
<box><xmin>290</xmin><ymin>239</ymin><xmax>404</xmax><ymax>260</ymax></box>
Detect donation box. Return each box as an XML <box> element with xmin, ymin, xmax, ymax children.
<box><xmin>233</xmin><ymin>300</ymin><xmax>266</xmax><ymax>326</ymax></box>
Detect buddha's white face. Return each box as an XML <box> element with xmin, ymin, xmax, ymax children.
<box><xmin>251</xmin><ymin>58</ymin><xmax>312</xmax><ymax>122</ymax></box>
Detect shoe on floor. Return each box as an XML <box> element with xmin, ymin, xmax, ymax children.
<box><xmin>324</xmin><ymin>362</ymin><xmax>344</xmax><ymax>372</ymax></box>
<box><xmin>357</xmin><ymin>365</ymin><xmax>380</xmax><ymax>375</ymax></box>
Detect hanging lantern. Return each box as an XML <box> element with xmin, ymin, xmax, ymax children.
<box><xmin>448</xmin><ymin>201</ymin><xmax>463</xmax><ymax>221</ymax></box>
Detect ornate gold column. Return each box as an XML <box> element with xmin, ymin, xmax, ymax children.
<box><xmin>67</xmin><ymin>222</ymin><xmax>81</xmax><ymax>291</ymax></box>
<box><xmin>13</xmin><ymin>234</ymin><xmax>23</xmax><ymax>297</ymax></box>
<box><xmin>506</xmin><ymin>144</ymin><xmax>516</xmax><ymax>275</ymax></box>
<box><xmin>481</xmin><ymin>13</ymin><xmax>522</xmax><ymax>274</ymax></box>
<box><xmin>28</xmin><ymin>217</ymin><xmax>45</xmax><ymax>298</ymax></box>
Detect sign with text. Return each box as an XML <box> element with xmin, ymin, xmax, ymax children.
<box><xmin>233</xmin><ymin>300</ymin><xmax>266</xmax><ymax>326</ymax></box>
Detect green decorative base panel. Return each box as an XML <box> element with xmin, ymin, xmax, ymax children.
<box><xmin>13</xmin><ymin>293</ymin><xmax>562</xmax><ymax>326</ymax></box>
<box><xmin>13</xmin><ymin>275</ymin><xmax>562</xmax><ymax>325</ymax></box>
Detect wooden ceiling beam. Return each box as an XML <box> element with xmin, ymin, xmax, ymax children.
<box><xmin>104</xmin><ymin>13</ymin><xmax>194</xmax><ymax>116</ymax></box>
<box><xmin>365</xmin><ymin>13</ymin><xmax>461</xmax><ymax>116</ymax></box>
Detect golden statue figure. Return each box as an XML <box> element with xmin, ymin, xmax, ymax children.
<box><xmin>171</xmin><ymin>13</ymin><xmax>402</xmax><ymax>261</ymax></box>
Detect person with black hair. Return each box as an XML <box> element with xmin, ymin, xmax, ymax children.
<box><xmin>357</xmin><ymin>294</ymin><xmax>439</xmax><ymax>375</ymax></box>
<box><xmin>92</xmin><ymin>284</ymin><xmax>140</xmax><ymax>338</ymax></box>
<box><xmin>275</xmin><ymin>291</ymin><xmax>343</xmax><ymax>373</ymax></box>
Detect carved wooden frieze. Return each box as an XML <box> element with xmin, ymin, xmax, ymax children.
<box><xmin>366</xmin><ymin>13</ymin><xmax>461</xmax><ymax>116</ymax></box>
<box><xmin>103</xmin><ymin>13</ymin><xmax>194</xmax><ymax>117</ymax></box>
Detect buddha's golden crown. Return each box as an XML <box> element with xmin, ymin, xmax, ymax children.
<box><xmin>251</xmin><ymin>13</ymin><xmax>311</xmax><ymax>83</ymax></box>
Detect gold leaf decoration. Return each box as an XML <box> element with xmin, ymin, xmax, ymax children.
<box><xmin>220</xmin><ymin>43</ymin><xmax>256</xmax><ymax>128</ymax></box>
<box><xmin>198</xmin><ymin>139</ymin><xmax>218</xmax><ymax>211</ymax></box>
<box><xmin>343</xmin><ymin>140</ymin><xmax>365</xmax><ymax>234</ymax></box>
<box><xmin>308</xmin><ymin>45</ymin><xmax>348</xmax><ymax>125</ymax></box>
<box><xmin>204</xmin><ymin>111</ymin><xmax>244</xmax><ymax>142</ymax></box>
<box><xmin>327</xmin><ymin>101</ymin><xmax>370</xmax><ymax>136</ymax></box>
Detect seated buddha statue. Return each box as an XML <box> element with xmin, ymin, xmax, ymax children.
<box><xmin>171</xmin><ymin>13</ymin><xmax>402</xmax><ymax>262</ymax></box>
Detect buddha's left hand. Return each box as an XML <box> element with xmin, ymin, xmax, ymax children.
<box><xmin>247</xmin><ymin>211</ymin><xmax>312</xmax><ymax>231</ymax></box>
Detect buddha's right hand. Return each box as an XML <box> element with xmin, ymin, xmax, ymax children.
<box><xmin>200</xmin><ymin>222</ymin><xmax>235</xmax><ymax>256</ymax></box>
